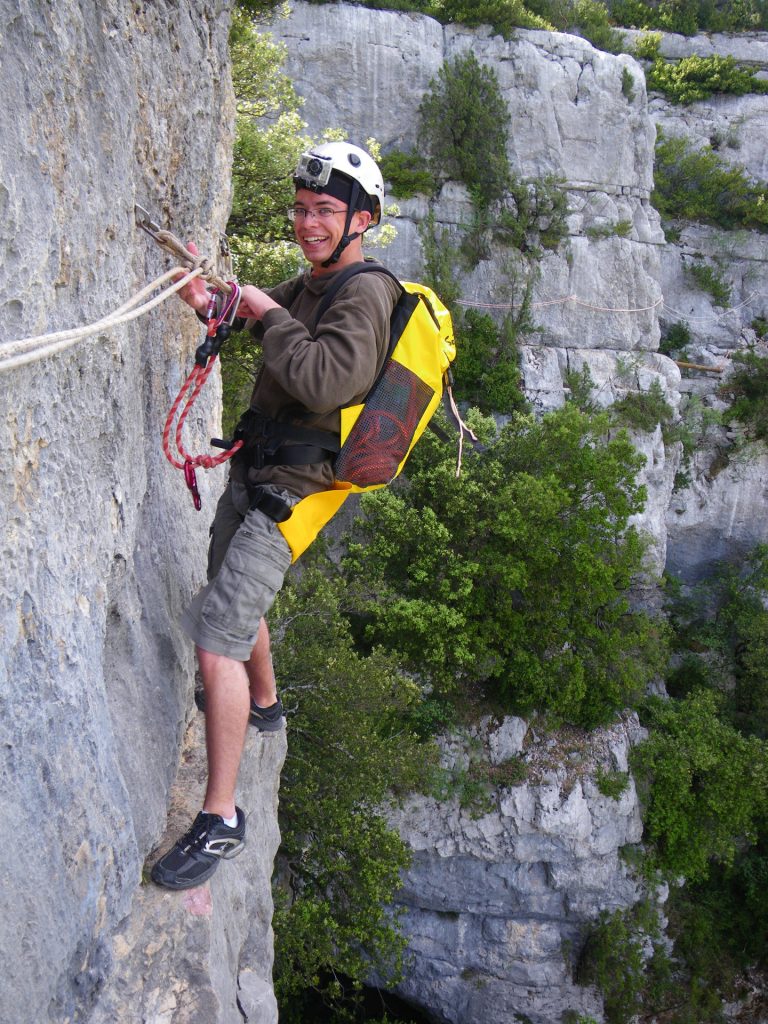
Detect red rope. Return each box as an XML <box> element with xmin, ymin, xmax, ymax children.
<box><xmin>162</xmin><ymin>357</ymin><xmax>242</xmax><ymax>471</ymax></box>
<box><xmin>162</xmin><ymin>283</ymin><xmax>243</xmax><ymax>508</ymax></box>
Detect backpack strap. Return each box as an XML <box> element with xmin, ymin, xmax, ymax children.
<box><xmin>311</xmin><ymin>261</ymin><xmax>403</xmax><ymax>330</ymax></box>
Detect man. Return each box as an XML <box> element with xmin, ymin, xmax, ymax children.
<box><xmin>151</xmin><ymin>142</ymin><xmax>399</xmax><ymax>890</ymax></box>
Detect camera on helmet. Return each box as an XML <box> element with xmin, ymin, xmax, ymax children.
<box><xmin>295</xmin><ymin>152</ymin><xmax>333</xmax><ymax>188</ymax></box>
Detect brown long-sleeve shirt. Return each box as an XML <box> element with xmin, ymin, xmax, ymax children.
<box><xmin>234</xmin><ymin>260</ymin><xmax>400</xmax><ymax>498</ymax></box>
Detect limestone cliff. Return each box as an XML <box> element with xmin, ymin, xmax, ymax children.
<box><xmin>266</xmin><ymin>5</ymin><xmax>768</xmax><ymax>1022</ymax></box>
<box><xmin>0</xmin><ymin>4</ymin><xmax>283</xmax><ymax>1023</ymax></box>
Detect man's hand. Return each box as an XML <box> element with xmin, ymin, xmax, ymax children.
<box><xmin>175</xmin><ymin>241</ymin><xmax>210</xmax><ymax>315</ymax></box>
<box><xmin>237</xmin><ymin>284</ymin><xmax>280</xmax><ymax>321</ymax></box>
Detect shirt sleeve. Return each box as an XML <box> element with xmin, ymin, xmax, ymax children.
<box><xmin>259</xmin><ymin>273</ymin><xmax>397</xmax><ymax>414</ymax></box>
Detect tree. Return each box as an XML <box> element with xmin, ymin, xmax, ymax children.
<box><xmin>268</xmin><ymin>562</ymin><xmax>437</xmax><ymax>1022</ymax></box>
<box><xmin>419</xmin><ymin>52</ymin><xmax>511</xmax><ymax>209</ymax></box>
<box><xmin>344</xmin><ymin>404</ymin><xmax>665</xmax><ymax>727</ymax></box>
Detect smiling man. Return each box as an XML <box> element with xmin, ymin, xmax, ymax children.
<box><xmin>151</xmin><ymin>142</ymin><xmax>400</xmax><ymax>890</ymax></box>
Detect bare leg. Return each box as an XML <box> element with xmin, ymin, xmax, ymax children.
<box><xmin>197</xmin><ymin>645</ymin><xmax>250</xmax><ymax>820</ymax></box>
<box><xmin>245</xmin><ymin>617</ymin><xmax>278</xmax><ymax>708</ymax></box>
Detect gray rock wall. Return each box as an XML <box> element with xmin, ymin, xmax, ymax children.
<box><xmin>0</xmin><ymin>3</ymin><xmax>283</xmax><ymax>1022</ymax></box>
<box><xmin>383</xmin><ymin>715</ymin><xmax>647</xmax><ymax>1024</ymax></box>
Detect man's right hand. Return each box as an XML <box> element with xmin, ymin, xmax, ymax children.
<box><xmin>175</xmin><ymin>241</ymin><xmax>210</xmax><ymax>315</ymax></box>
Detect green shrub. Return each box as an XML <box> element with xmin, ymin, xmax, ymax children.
<box><xmin>344</xmin><ymin>403</ymin><xmax>666</xmax><ymax>728</ymax></box>
<box><xmin>269</xmin><ymin>563</ymin><xmax>438</xmax><ymax>1021</ymax></box>
<box><xmin>435</xmin><ymin>0</ymin><xmax>554</xmax><ymax>33</ymax></box>
<box><xmin>612</xmin><ymin>379</ymin><xmax>675</xmax><ymax>432</ymax></box>
<box><xmin>632</xmin><ymin>688</ymin><xmax>768</xmax><ymax>882</ymax></box>
<box><xmin>653</xmin><ymin>130</ymin><xmax>768</xmax><ymax>232</ymax></box>
<box><xmin>720</xmin><ymin>350</ymin><xmax>768</xmax><ymax>443</ymax></box>
<box><xmin>686</xmin><ymin>261</ymin><xmax>731</xmax><ymax>308</ymax></box>
<box><xmin>658</xmin><ymin>320</ymin><xmax>691</xmax><ymax>357</ymax></box>
<box><xmin>453</xmin><ymin>309</ymin><xmax>529</xmax><ymax>414</ymax></box>
<box><xmin>379</xmin><ymin>149</ymin><xmax>437</xmax><ymax>199</ymax></box>
<box><xmin>577</xmin><ymin>902</ymin><xmax>670</xmax><ymax>1024</ymax></box>
<box><xmin>419</xmin><ymin>52</ymin><xmax>511</xmax><ymax>209</ymax></box>
<box><xmin>595</xmin><ymin>767</ymin><xmax>630</xmax><ymax>799</ymax></box>
<box><xmin>647</xmin><ymin>53</ymin><xmax>768</xmax><ymax>104</ymax></box>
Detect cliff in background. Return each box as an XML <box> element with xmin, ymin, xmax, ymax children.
<box><xmin>267</xmin><ymin>5</ymin><xmax>768</xmax><ymax>1022</ymax></box>
<box><xmin>0</xmin><ymin>4</ymin><xmax>283</xmax><ymax>1023</ymax></box>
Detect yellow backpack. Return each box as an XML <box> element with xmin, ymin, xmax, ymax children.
<box><xmin>278</xmin><ymin>263</ymin><xmax>455</xmax><ymax>561</ymax></box>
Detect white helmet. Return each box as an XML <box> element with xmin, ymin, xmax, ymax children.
<box><xmin>293</xmin><ymin>141</ymin><xmax>384</xmax><ymax>227</ymax></box>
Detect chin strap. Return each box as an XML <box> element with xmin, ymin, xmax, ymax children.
<box><xmin>322</xmin><ymin>181</ymin><xmax>363</xmax><ymax>268</ymax></box>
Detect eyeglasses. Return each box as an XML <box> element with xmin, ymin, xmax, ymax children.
<box><xmin>288</xmin><ymin>205</ymin><xmax>348</xmax><ymax>223</ymax></box>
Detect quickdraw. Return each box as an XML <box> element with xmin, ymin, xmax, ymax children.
<box><xmin>161</xmin><ymin>281</ymin><xmax>243</xmax><ymax>510</ymax></box>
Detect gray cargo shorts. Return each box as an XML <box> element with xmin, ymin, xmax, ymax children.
<box><xmin>181</xmin><ymin>480</ymin><xmax>298</xmax><ymax>661</ymax></box>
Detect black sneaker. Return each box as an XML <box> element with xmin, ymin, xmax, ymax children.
<box><xmin>194</xmin><ymin>689</ymin><xmax>285</xmax><ymax>732</ymax></box>
<box><xmin>150</xmin><ymin>808</ymin><xmax>246</xmax><ymax>890</ymax></box>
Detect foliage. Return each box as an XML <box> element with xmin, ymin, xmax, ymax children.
<box><xmin>658</xmin><ymin>320</ymin><xmax>691</xmax><ymax>357</ymax></box>
<box><xmin>496</xmin><ymin>175</ymin><xmax>570</xmax><ymax>256</ymax></box>
<box><xmin>632</xmin><ymin>688</ymin><xmax>768</xmax><ymax>882</ymax></box>
<box><xmin>686</xmin><ymin>261</ymin><xmax>731</xmax><ymax>308</ymax></box>
<box><xmin>645</xmin><ymin>51</ymin><xmax>768</xmax><ymax>104</ymax></box>
<box><xmin>417</xmin><ymin>210</ymin><xmax>463</xmax><ymax>309</ymax></box>
<box><xmin>268</xmin><ymin>561</ymin><xmax>438</xmax><ymax>1022</ymax></box>
<box><xmin>343</xmin><ymin>403</ymin><xmax>666</xmax><ymax>728</ymax></box>
<box><xmin>611</xmin><ymin>379</ymin><xmax>675</xmax><ymax>432</ymax></box>
<box><xmin>379</xmin><ymin>149</ymin><xmax>437</xmax><ymax>199</ymax></box>
<box><xmin>223</xmin><ymin>9</ymin><xmax>308</xmax><ymax>430</ymax></box>
<box><xmin>664</xmin><ymin>837</ymin><xmax>768</xmax><ymax>1017</ymax></box>
<box><xmin>653</xmin><ymin>130</ymin><xmax>768</xmax><ymax>232</ymax></box>
<box><xmin>585</xmin><ymin>219</ymin><xmax>632</xmax><ymax>240</ymax></box>
<box><xmin>433</xmin><ymin>0</ymin><xmax>553</xmax><ymax>32</ymax></box>
<box><xmin>577</xmin><ymin>902</ymin><xmax>670</xmax><ymax>1024</ymax></box>
<box><xmin>452</xmin><ymin>309</ymin><xmax>529</xmax><ymax>414</ymax></box>
<box><xmin>594</xmin><ymin>767</ymin><xmax>630</xmax><ymax>799</ymax></box>
<box><xmin>419</xmin><ymin>52</ymin><xmax>511</xmax><ymax>210</ymax></box>
<box><xmin>720</xmin><ymin>350</ymin><xmax>768</xmax><ymax>443</ymax></box>
<box><xmin>613</xmin><ymin>0</ymin><xmax>766</xmax><ymax>33</ymax></box>
<box><xmin>526</xmin><ymin>0</ymin><xmax>625</xmax><ymax>50</ymax></box>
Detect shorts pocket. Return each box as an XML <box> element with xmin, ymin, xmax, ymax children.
<box><xmin>201</xmin><ymin>524</ymin><xmax>291</xmax><ymax>633</ymax></box>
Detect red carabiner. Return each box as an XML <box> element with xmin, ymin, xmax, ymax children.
<box><xmin>183</xmin><ymin>460</ymin><xmax>202</xmax><ymax>511</ymax></box>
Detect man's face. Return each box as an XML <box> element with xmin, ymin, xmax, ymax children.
<box><xmin>292</xmin><ymin>187</ymin><xmax>369</xmax><ymax>269</ymax></box>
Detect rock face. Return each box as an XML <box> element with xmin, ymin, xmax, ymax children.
<box><xmin>383</xmin><ymin>716</ymin><xmax>647</xmax><ymax>1024</ymax></box>
<box><xmin>266</xmin><ymin>6</ymin><xmax>768</xmax><ymax>1021</ymax></box>
<box><xmin>0</xmin><ymin>3</ymin><xmax>283</xmax><ymax>1022</ymax></box>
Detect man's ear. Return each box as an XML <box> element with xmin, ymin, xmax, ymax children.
<box><xmin>353</xmin><ymin>209</ymin><xmax>373</xmax><ymax>233</ymax></box>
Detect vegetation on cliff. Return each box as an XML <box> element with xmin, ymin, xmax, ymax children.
<box><xmin>230</xmin><ymin>5</ymin><xmax>768</xmax><ymax>1021</ymax></box>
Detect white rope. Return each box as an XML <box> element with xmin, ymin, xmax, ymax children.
<box><xmin>456</xmin><ymin>295</ymin><xmax>665</xmax><ymax>314</ymax></box>
<box><xmin>0</xmin><ymin>267</ymin><xmax>203</xmax><ymax>373</ymax></box>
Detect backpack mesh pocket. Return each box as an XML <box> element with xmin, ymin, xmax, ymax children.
<box><xmin>334</xmin><ymin>361</ymin><xmax>435</xmax><ymax>487</ymax></box>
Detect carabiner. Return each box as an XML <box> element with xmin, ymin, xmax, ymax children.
<box><xmin>183</xmin><ymin>460</ymin><xmax>202</xmax><ymax>511</ymax></box>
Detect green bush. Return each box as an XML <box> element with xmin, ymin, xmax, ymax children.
<box><xmin>269</xmin><ymin>563</ymin><xmax>438</xmax><ymax>1021</ymax></box>
<box><xmin>379</xmin><ymin>149</ymin><xmax>437</xmax><ymax>199</ymax></box>
<box><xmin>595</xmin><ymin>767</ymin><xmax>630</xmax><ymax>799</ymax></box>
<box><xmin>686</xmin><ymin>261</ymin><xmax>731</xmax><ymax>308</ymax></box>
<box><xmin>653</xmin><ymin>130</ymin><xmax>768</xmax><ymax>232</ymax></box>
<box><xmin>720</xmin><ymin>350</ymin><xmax>768</xmax><ymax>443</ymax></box>
<box><xmin>452</xmin><ymin>309</ymin><xmax>529</xmax><ymax>414</ymax></box>
<box><xmin>647</xmin><ymin>52</ymin><xmax>768</xmax><ymax>104</ymax></box>
<box><xmin>419</xmin><ymin>52</ymin><xmax>511</xmax><ymax>209</ymax></box>
<box><xmin>577</xmin><ymin>902</ymin><xmax>670</xmax><ymax>1024</ymax></box>
<box><xmin>344</xmin><ymin>403</ymin><xmax>666</xmax><ymax>728</ymax></box>
<box><xmin>632</xmin><ymin>688</ymin><xmax>768</xmax><ymax>882</ymax></box>
<box><xmin>611</xmin><ymin>379</ymin><xmax>675</xmax><ymax>432</ymax></box>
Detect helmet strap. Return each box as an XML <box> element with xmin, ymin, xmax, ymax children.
<box><xmin>322</xmin><ymin>181</ymin><xmax>363</xmax><ymax>268</ymax></box>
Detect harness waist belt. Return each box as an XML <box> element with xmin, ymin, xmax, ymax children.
<box><xmin>248</xmin><ymin>486</ymin><xmax>293</xmax><ymax>523</ymax></box>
